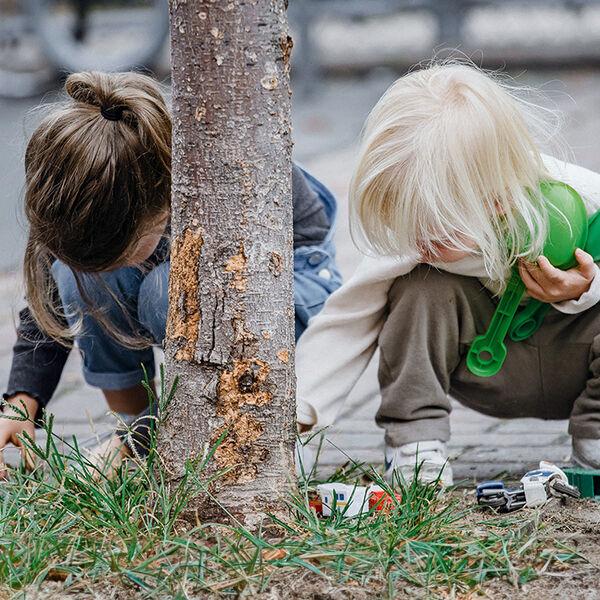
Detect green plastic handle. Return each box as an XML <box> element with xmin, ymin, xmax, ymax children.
<box><xmin>509</xmin><ymin>209</ymin><xmax>600</xmax><ymax>342</ymax></box>
<box><xmin>467</xmin><ymin>181</ymin><xmax>588</xmax><ymax>377</ymax></box>
<box><xmin>466</xmin><ymin>270</ymin><xmax>525</xmax><ymax>377</ymax></box>
<box><xmin>509</xmin><ymin>300</ymin><xmax>551</xmax><ymax>341</ymax></box>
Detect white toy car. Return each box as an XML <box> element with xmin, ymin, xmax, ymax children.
<box><xmin>520</xmin><ymin>461</ymin><xmax>579</xmax><ymax>507</ymax></box>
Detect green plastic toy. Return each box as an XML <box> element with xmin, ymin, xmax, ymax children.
<box><xmin>466</xmin><ymin>182</ymin><xmax>588</xmax><ymax>377</ymax></box>
<box><xmin>509</xmin><ymin>210</ymin><xmax>600</xmax><ymax>342</ymax></box>
<box><xmin>563</xmin><ymin>467</ymin><xmax>600</xmax><ymax>501</ymax></box>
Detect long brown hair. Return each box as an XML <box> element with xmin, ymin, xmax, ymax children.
<box><xmin>24</xmin><ymin>71</ymin><xmax>172</xmax><ymax>345</ymax></box>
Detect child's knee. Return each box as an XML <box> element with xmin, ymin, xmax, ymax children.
<box><xmin>294</xmin><ymin>247</ymin><xmax>342</xmax><ymax>339</ymax></box>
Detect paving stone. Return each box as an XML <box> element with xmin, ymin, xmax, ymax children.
<box><xmin>493</xmin><ymin>418</ymin><xmax>570</xmax><ymax>434</ymax></box>
<box><xmin>453</xmin><ymin>463</ymin><xmax>535</xmax><ymax>483</ymax></box>
<box><xmin>458</xmin><ymin>445</ymin><xmax>572</xmax><ymax>465</ymax></box>
<box><xmin>448</xmin><ymin>433</ymin><xmax>567</xmax><ymax>449</ymax></box>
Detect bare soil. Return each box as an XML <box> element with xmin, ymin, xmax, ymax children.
<box><xmin>480</xmin><ymin>498</ymin><xmax>600</xmax><ymax>600</ymax></box>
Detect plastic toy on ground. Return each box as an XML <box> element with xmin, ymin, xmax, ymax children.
<box><xmin>520</xmin><ymin>461</ymin><xmax>579</xmax><ymax>506</ymax></box>
<box><xmin>477</xmin><ymin>480</ymin><xmax>526</xmax><ymax>512</ymax></box>
<box><xmin>368</xmin><ymin>486</ymin><xmax>404</xmax><ymax>512</ymax></box>
<box><xmin>477</xmin><ymin>461</ymin><xmax>580</xmax><ymax>512</ymax></box>
<box><xmin>314</xmin><ymin>483</ymin><xmax>404</xmax><ymax>518</ymax></box>
<box><xmin>316</xmin><ymin>483</ymin><xmax>370</xmax><ymax>517</ymax></box>
<box><xmin>562</xmin><ymin>467</ymin><xmax>600</xmax><ymax>500</ymax></box>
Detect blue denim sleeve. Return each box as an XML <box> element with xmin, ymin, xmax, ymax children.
<box><xmin>293</xmin><ymin>168</ymin><xmax>343</xmax><ymax>340</ymax></box>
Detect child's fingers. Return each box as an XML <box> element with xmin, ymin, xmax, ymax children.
<box><xmin>14</xmin><ymin>435</ymin><xmax>36</xmax><ymax>472</ymax></box>
<box><xmin>536</xmin><ymin>256</ymin><xmax>565</xmax><ymax>283</ymax></box>
<box><xmin>519</xmin><ymin>259</ymin><xmax>550</xmax><ymax>288</ymax></box>
<box><xmin>575</xmin><ymin>248</ymin><xmax>596</xmax><ymax>280</ymax></box>
<box><xmin>0</xmin><ymin>431</ymin><xmax>9</xmax><ymax>480</ymax></box>
<box><xmin>518</xmin><ymin>261</ymin><xmax>546</xmax><ymax>298</ymax></box>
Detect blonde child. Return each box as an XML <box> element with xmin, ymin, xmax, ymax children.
<box><xmin>0</xmin><ymin>71</ymin><xmax>342</xmax><ymax>475</ymax></box>
<box><xmin>295</xmin><ymin>63</ymin><xmax>600</xmax><ymax>485</ymax></box>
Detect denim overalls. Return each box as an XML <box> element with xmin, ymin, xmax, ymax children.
<box><xmin>51</xmin><ymin>170</ymin><xmax>342</xmax><ymax>391</ymax></box>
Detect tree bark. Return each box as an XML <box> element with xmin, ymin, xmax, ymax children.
<box><xmin>161</xmin><ymin>0</ymin><xmax>295</xmax><ymax>528</ymax></box>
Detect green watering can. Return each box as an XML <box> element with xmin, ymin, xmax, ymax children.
<box><xmin>508</xmin><ymin>209</ymin><xmax>600</xmax><ymax>342</ymax></box>
<box><xmin>466</xmin><ymin>181</ymin><xmax>588</xmax><ymax>378</ymax></box>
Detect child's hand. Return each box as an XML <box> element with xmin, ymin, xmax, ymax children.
<box><xmin>0</xmin><ymin>395</ymin><xmax>38</xmax><ymax>479</ymax></box>
<box><xmin>519</xmin><ymin>248</ymin><xmax>596</xmax><ymax>303</ymax></box>
<box><xmin>88</xmin><ymin>434</ymin><xmax>132</xmax><ymax>482</ymax></box>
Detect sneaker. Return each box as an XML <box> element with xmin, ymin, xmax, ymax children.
<box><xmin>572</xmin><ymin>437</ymin><xmax>600</xmax><ymax>469</ymax></box>
<box><xmin>384</xmin><ymin>440</ymin><xmax>453</xmax><ymax>486</ymax></box>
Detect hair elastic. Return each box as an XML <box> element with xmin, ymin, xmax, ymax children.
<box><xmin>100</xmin><ymin>105</ymin><xmax>125</xmax><ymax>121</ymax></box>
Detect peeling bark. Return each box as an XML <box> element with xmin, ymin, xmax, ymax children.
<box><xmin>161</xmin><ymin>0</ymin><xmax>295</xmax><ymax>528</ymax></box>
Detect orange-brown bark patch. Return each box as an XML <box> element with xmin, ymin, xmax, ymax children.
<box><xmin>217</xmin><ymin>358</ymin><xmax>271</xmax><ymax>411</ymax></box>
<box><xmin>280</xmin><ymin>34</ymin><xmax>294</xmax><ymax>73</ymax></box>
<box><xmin>212</xmin><ymin>358</ymin><xmax>272</xmax><ymax>482</ymax></box>
<box><xmin>277</xmin><ymin>349</ymin><xmax>289</xmax><ymax>364</ymax></box>
<box><xmin>224</xmin><ymin>247</ymin><xmax>247</xmax><ymax>292</ymax></box>
<box><xmin>213</xmin><ymin>415</ymin><xmax>265</xmax><ymax>483</ymax></box>
<box><xmin>166</xmin><ymin>228</ymin><xmax>203</xmax><ymax>362</ymax></box>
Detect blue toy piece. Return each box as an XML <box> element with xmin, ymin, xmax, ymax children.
<box><xmin>476</xmin><ymin>480</ymin><xmax>526</xmax><ymax>512</ymax></box>
<box><xmin>477</xmin><ymin>462</ymin><xmax>580</xmax><ymax>513</ymax></box>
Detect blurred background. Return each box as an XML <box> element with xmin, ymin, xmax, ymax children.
<box><xmin>1</xmin><ymin>0</ymin><xmax>600</xmax><ymax>473</ymax></box>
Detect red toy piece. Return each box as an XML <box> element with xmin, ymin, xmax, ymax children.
<box><xmin>369</xmin><ymin>490</ymin><xmax>402</xmax><ymax>512</ymax></box>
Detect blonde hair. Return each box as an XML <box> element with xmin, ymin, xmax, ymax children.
<box><xmin>24</xmin><ymin>71</ymin><xmax>172</xmax><ymax>345</ymax></box>
<box><xmin>349</xmin><ymin>62</ymin><xmax>556</xmax><ymax>282</ymax></box>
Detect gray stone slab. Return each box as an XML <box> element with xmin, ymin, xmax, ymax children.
<box><xmin>453</xmin><ymin>462</ymin><xmax>536</xmax><ymax>483</ymax></box>
<box><xmin>448</xmin><ymin>433</ymin><xmax>568</xmax><ymax>449</ymax></box>
<box><xmin>459</xmin><ymin>445</ymin><xmax>572</xmax><ymax>465</ymax></box>
<box><xmin>493</xmin><ymin>418</ymin><xmax>570</xmax><ymax>434</ymax></box>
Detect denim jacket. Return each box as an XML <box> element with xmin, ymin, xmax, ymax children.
<box><xmin>294</xmin><ymin>168</ymin><xmax>343</xmax><ymax>339</ymax></box>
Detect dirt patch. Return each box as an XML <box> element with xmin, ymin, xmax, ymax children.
<box><xmin>480</xmin><ymin>498</ymin><xmax>600</xmax><ymax>600</ymax></box>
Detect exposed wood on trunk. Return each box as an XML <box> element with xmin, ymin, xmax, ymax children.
<box><xmin>161</xmin><ymin>0</ymin><xmax>295</xmax><ymax>529</ymax></box>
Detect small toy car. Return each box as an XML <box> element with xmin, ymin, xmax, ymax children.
<box><xmin>476</xmin><ymin>480</ymin><xmax>526</xmax><ymax>512</ymax></box>
<box><xmin>477</xmin><ymin>461</ymin><xmax>580</xmax><ymax>512</ymax></box>
<box><xmin>314</xmin><ymin>483</ymin><xmax>405</xmax><ymax>518</ymax></box>
<box><xmin>369</xmin><ymin>489</ymin><xmax>404</xmax><ymax>512</ymax></box>
<box><xmin>521</xmin><ymin>461</ymin><xmax>580</xmax><ymax>507</ymax></box>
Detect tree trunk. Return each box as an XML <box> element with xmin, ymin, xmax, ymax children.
<box><xmin>161</xmin><ymin>0</ymin><xmax>295</xmax><ymax>528</ymax></box>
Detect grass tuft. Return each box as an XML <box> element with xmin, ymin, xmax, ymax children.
<box><xmin>0</xmin><ymin>369</ymin><xmax>579</xmax><ymax>598</ymax></box>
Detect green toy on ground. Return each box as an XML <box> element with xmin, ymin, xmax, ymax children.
<box><xmin>563</xmin><ymin>467</ymin><xmax>600</xmax><ymax>500</ymax></box>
